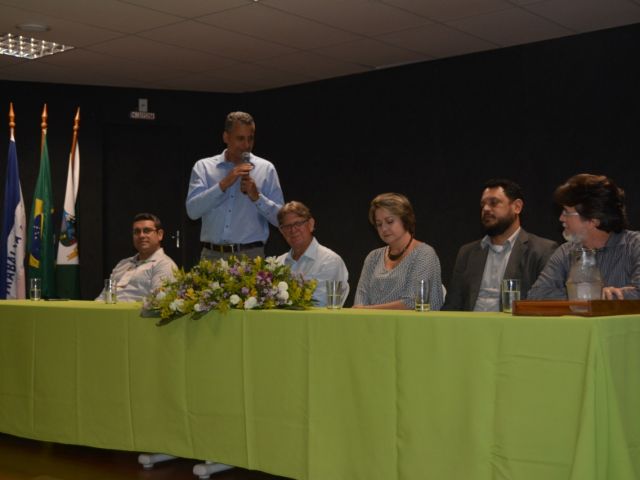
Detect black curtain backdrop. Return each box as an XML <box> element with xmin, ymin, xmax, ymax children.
<box><xmin>1</xmin><ymin>23</ymin><xmax>639</xmax><ymax>302</ymax></box>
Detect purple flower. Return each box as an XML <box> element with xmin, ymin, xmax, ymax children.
<box><xmin>256</xmin><ymin>271</ymin><xmax>273</xmax><ymax>284</ymax></box>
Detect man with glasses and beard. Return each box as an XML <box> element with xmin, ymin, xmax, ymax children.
<box><xmin>528</xmin><ymin>173</ymin><xmax>640</xmax><ymax>300</ymax></box>
<box><xmin>443</xmin><ymin>179</ymin><xmax>557</xmax><ymax>311</ymax></box>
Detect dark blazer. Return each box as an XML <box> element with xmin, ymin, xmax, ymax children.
<box><xmin>442</xmin><ymin>229</ymin><xmax>558</xmax><ymax>311</ymax></box>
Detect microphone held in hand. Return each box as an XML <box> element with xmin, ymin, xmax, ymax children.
<box><xmin>240</xmin><ymin>151</ymin><xmax>254</xmax><ymax>196</ymax></box>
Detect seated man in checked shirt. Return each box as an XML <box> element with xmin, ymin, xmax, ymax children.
<box><xmin>96</xmin><ymin>213</ymin><xmax>177</xmax><ymax>302</ymax></box>
<box><xmin>528</xmin><ymin>173</ymin><xmax>640</xmax><ymax>300</ymax></box>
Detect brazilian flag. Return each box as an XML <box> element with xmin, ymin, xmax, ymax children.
<box><xmin>27</xmin><ymin>126</ymin><xmax>55</xmax><ymax>298</ymax></box>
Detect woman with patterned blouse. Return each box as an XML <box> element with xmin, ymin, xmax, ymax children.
<box><xmin>353</xmin><ymin>193</ymin><xmax>443</xmax><ymax>310</ymax></box>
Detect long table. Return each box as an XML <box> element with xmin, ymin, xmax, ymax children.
<box><xmin>0</xmin><ymin>300</ymin><xmax>638</xmax><ymax>480</ymax></box>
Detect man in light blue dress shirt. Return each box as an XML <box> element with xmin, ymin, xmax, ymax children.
<box><xmin>186</xmin><ymin>112</ymin><xmax>284</xmax><ymax>260</ymax></box>
<box><xmin>276</xmin><ymin>201</ymin><xmax>349</xmax><ymax>307</ymax></box>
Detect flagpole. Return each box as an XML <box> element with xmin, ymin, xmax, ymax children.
<box><xmin>70</xmin><ymin>107</ymin><xmax>80</xmax><ymax>161</ymax></box>
<box><xmin>41</xmin><ymin>104</ymin><xmax>47</xmax><ymax>152</ymax></box>
<box><xmin>9</xmin><ymin>102</ymin><xmax>15</xmax><ymax>137</ymax></box>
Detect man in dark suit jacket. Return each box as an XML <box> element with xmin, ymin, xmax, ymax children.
<box><xmin>443</xmin><ymin>179</ymin><xmax>558</xmax><ymax>311</ymax></box>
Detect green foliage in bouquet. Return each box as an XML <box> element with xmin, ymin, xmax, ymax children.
<box><xmin>143</xmin><ymin>255</ymin><xmax>317</xmax><ymax>326</ymax></box>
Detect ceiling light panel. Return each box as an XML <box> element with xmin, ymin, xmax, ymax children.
<box><xmin>0</xmin><ymin>32</ymin><xmax>74</xmax><ymax>59</ymax></box>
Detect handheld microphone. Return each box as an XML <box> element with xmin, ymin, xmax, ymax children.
<box><xmin>240</xmin><ymin>152</ymin><xmax>253</xmax><ymax>196</ymax></box>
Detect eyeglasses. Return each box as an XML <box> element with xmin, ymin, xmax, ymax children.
<box><xmin>279</xmin><ymin>219</ymin><xmax>308</xmax><ymax>232</ymax></box>
<box><xmin>133</xmin><ymin>227</ymin><xmax>158</xmax><ymax>236</ymax></box>
<box><xmin>480</xmin><ymin>198</ymin><xmax>504</xmax><ymax>209</ymax></box>
<box><xmin>560</xmin><ymin>210</ymin><xmax>581</xmax><ymax>218</ymax></box>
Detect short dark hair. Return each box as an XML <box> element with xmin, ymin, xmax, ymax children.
<box><xmin>224</xmin><ymin>111</ymin><xmax>254</xmax><ymax>132</ymax></box>
<box><xmin>278</xmin><ymin>201</ymin><xmax>312</xmax><ymax>225</ymax></box>
<box><xmin>368</xmin><ymin>193</ymin><xmax>416</xmax><ymax>235</ymax></box>
<box><xmin>483</xmin><ymin>178</ymin><xmax>524</xmax><ymax>203</ymax></box>
<box><xmin>133</xmin><ymin>212</ymin><xmax>163</xmax><ymax>230</ymax></box>
<box><xmin>554</xmin><ymin>173</ymin><xmax>627</xmax><ymax>233</ymax></box>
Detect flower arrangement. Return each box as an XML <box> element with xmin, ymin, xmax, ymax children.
<box><xmin>143</xmin><ymin>255</ymin><xmax>317</xmax><ymax>325</ymax></box>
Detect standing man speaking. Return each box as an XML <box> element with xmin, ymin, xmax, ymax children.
<box><xmin>186</xmin><ymin>112</ymin><xmax>284</xmax><ymax>260</ymax></box>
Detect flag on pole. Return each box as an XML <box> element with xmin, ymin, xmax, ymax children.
<box><xmin>27</xmin><ymin>105</ymin><xmax>55</xmax><ymax>298</ymax></box>
<box><xmin>0</xmin><ymin>104</ymin><xmax>27</xmax><ymax>299</ymax></box>
<box><xmin>56</xmin><ymin>109</ymin><xmax>80</xmax><ymax>298</ymax></box>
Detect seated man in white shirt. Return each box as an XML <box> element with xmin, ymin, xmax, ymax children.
<box><xmin>97</xmin><ymin>213</ymin><xmax>178</xmax><ymax>302</ymax></box>
<box><xmin>276</xmin><ymin>201</ymin><xmax>349</xmax><ymax>307</ymax></box>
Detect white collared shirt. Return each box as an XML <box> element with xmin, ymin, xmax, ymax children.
<box><xmin>474</xmin><ymin>227</ymin><xmax>521</xmax><ymax>312</ymax></box>
<box><xmin>277</xmin><ymin>237</ymin><xmax>349</xmax><ymax>307</ymax></box>
<box><xmin>96</xmin><ymin>247</ymin><xmax>177</xmax><ymax>302</ymax></box>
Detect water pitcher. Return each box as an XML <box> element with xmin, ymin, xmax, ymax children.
<box><xmin>566</xmin><ymin>248</ymin><xmax>603</xmax><ymax>300</ymax></box>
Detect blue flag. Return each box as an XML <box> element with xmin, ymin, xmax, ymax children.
<box><xmin>0</xmin><ymin>133</ymin><xmax>27</xmax><ymax>299</ymax></box>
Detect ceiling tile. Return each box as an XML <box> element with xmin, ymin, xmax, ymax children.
<box><xmin>313</xmin><ymin>38</ymin><xmax>431</xmax><ymax>68</ymax></box>
<box><xmin>0</xmin><ymin>58</ymin><xmax>136</xmax><ymax>89</ymax></box>
<box><xmin>0</xmin><ymin>0</ymin><xmax>181</xmax><ymax>33</ymax></box>
<box><xmin>448</xmin><ymin>6</ymin><xmax>574</xmax><ymax>46</ymax></box>
<box><xmin>122</xmin><ymin>0</ymin><xmax>251</xmax><ymax>18</ymax></box>
<box><xmin>0</xmin><ymin>54</ymin><xmax>24</xmax><ymax>69</ymax></box>
<box><xmin>22</xmin><ymin>48</ymin><xmax>117</xmax><ymax>71</ymax></box>
<box><xmin>85</xmin><ymin>36</ymin><xmax>237</xmax><ymax>73</ymax></box>
<box><xmin>261</xmin><ymin>0</ymin><xmax>431</xmax><ymax>35</ymax></box>
<box><xmin>147</xmin><ymin>72</ymin><xmax>257</xmax><ymax>92</ymax></box>
<box><xmin>380</xmin><ymin>0</ymin><xmax>514</xmax><ymax>22</ymax></box>
<box><xmin>139</xmin><ymin>20</ymin><xmax>297</xmax><ymax>61</ymax></box>
<box><xmin>197</xmin><ymin>3</ymin><xmax>360</xmax><ymax>49</ymax></box>
<box><xmin>255</xmin><ymin>51</ymin><xmax>368</xmax><ymax>80</ymax></box>
<box><xmin>509</xmin><ymin>0</ymin><xmax>549</xmax><ymax>5</ymax></box>
<box><xmin>31</xmin><ymin>48</ymin><xmax>181</xmax><ymax>85</ymax></box>
<box><xmin>0</xmin><ymin>4</ymin><xmax>125</xmax><ymax>46</ymax></box>
<box><xmin>379</xmin><ymin>23</ymin><xmax>497</xmax><ymax>58</ymax></box>
<box><xmin>524</xmin><ymin>0</ymin><xmax>640</xmax><ymax>32</ymax></box>
<box><xmin>214</xmin><ymin>62</ymin><xmax>317</xmax><ymax>90</ymax></box>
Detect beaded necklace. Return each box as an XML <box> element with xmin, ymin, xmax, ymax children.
<box><xmin>387</xmin><ymin>236</ymin><xmax>413</xmax><ymax>261</ymax></box>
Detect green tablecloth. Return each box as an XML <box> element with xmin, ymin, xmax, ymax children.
<box><xmin>0</xmin><ymin>300</ymin><xmax>638</xmax><ymax>479</ymax></box>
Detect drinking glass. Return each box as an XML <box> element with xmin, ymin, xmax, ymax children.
<box><xmin>104</xmin><ymin>278</ymin><xmax>118</xmax><ymax>304</ymax></box>
<box><xmin>501</xmin><ymin>279</ymin><xmax>521</xmax><ymax>313</ymax></box>
<box><xmin>29</xmin><ymin>278</ymin><xmax>42</xmax><ymax>301</ymax></box>
<box><xmin>326</xmin><ymin>280</ymin><xmax>344</xmax><ymax>309</ymax></box>
<box><xmin>415</xmin><ymin>279</ymin><xmax>430</xmax><ymax>312</ymax></box>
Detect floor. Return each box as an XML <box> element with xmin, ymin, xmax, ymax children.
<box><xmin>0</xmin><ymin>433</ymin><xmax>291</xmax><ymax>480</ymax></box>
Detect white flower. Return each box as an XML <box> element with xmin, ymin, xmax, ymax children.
<box><xmin>155</xmin><ymin>290</ymin><xmax>167</xmax><ymax>300</ymax></box>
<box><xmin>277</xmin><ymin>290</ymin><xmax>289</xmax><ymax>302</ymax></box>
<box><xmin>265</xmin><ymin>256</ymin><xmax>280</xmax><ymax>270</ymax></box>
<box><xmin>278</xmin><ymin>281</ymin><xmax>289</xmax><ymax>292</ymax></box>
<box><xmin>218</xmin><ymin>259</ymin><xmax>229</xmax><ymax>271</ymax></box>
<box><xmin>244</xmin><ymin>296</ymin><xmax>258</xmax><ymax>309</ymax></box>
<box><xmin>210</xmin><ymin>281</ymin><xmax>221</xmax><ymax>290</ymax></box>
<box><xmin>169</xmin><ymin>299</ymin><xmax>184</xmax><ymax>312</ymax></box>
<box><xmin>193</xmin><ymin>303</ymin><xmax>205</xmax><ymax>312</ymax></box>
<box><xmin>229</xmin><ymin>294</ymin><xmax>240</xmax><ymax>305</ymax></box>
